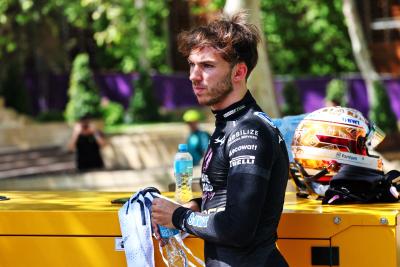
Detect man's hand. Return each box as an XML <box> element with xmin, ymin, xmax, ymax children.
<box><xmin>151</xmin><ymin>198</ymin><xmax>199</xmax><ymax>241</ymax></box>
<box><xmin>151</xmin><ymin>198</ymin><xmax>180</xmax><ymax>240</ymax></box>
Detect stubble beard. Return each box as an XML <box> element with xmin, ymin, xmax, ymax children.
<box><xmin>198</xmin><ymin>72</ymin><xmax>233</xmax><ymax>106</ymax></box>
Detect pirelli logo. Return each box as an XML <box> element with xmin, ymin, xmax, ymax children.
<box><xmin>229</xmin><ymin>155</ymin><xmax>255</xmax><ymax>167</ymax></box>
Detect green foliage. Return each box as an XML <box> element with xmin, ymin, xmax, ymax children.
<box><xmin>1</xmin><ymin>0</ymin><xmax>169</xmax><ymax>121</ymax></box>
<box><xmin>193</xmin><ymin>0</ymin><xmax>225</xmax><ymax>14</ymax></box>
<box><xmin>0</xmin><ymin>0</ymin><xmax>170</xmax><ymax>73</ymax></box>
<box><xmin>101</xmin><ymin>100</ymin><xmax>124</xmax><ymax>126</ymax></box>
<box><xmin>90</xmin><ymin>0</ymin><xmax>170</xmax><ymax>73</ymax></box>
<box><xmin>325</xmin><ymin>79</ymin><xmax>347</xmax><ymax>106</ymax></box>
<box><xmin>1</xmin><ymin>0</ymin><xmax>357</xmax><ymax>77</ymax></box>
<box><xmin>65</xmin><ymin>53</ymin><xmax>101</xmax><ymax>123</ymax></box>
<box><xmin>126</xmin><ymin>70</ymin><xmax>160</xmax><ymax>123</ymax></box>
<box><xmin>281</xmin><ymin>81</ymin><xmax>304</xmax><ymax>116</ymax></box>
<box><xmin>0</xmin><ymin>1</ymin><xmax>71</xmax><ymax>70</ymax></box>
<box><xmin>369</xmin><ymin>81</ymin><xmax>398</xmax><ymax>134</ymax></box>
<box><xmin>261</xmin><ymin>0</ymin><xmax>357</xmax><ymax>75</ymax></box>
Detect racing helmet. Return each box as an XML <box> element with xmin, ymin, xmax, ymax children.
<box><xmin>291</xmin><ymin>106</ymin><xmax>385</xmax><ymax>185</ymax></box>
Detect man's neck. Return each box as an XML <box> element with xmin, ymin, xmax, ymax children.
<box><xmin>211</xmin><ymin>85</ymin><xmax>247</xmax><ymax>111</ymax></box>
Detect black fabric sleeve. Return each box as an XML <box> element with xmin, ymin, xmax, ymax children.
<box><xmin>173</xmin><ymin>173</ymin><xmax>269</xmax><ymax>247</ymax></box>
<box><xmin>172</xmin><ymin>206</ymin><xmax>191</xmax><ymax>230</ymax></box>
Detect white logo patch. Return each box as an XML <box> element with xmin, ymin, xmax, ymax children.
<box><xmin>214</xmin><ymin>135</ymin><xmax>225</xmax><ymax>146</ymax></box>
<box><xmin>227</xmin><ymin>129</ymin><xmax>258</xmax><ymax>146</ymax></box>
<box><xmin>230</xmin><ymin>155</ymin><xmax>255</xmax><ymax>167</ymax></box>
<box><xmin>342</xmin><ymin>117</ymin><xmax>361</xmax><ymax>125</ymax></box>
<box><xmin>187</xmin><ymin>213</ymin><xmax>209</xmax><ymax>228</ymax></box>
<box><xmin>223</xmin><ymin>105</ymin><xmax>245</xmax><ymax>118</ymax></box>
<box><xmin>201</xmin><ymin>174</ymin><xmax>213</xmax><ymax>192</ymax></box>
<box><xmin>229</xmin><ymin>144</ymin><xmax>258</xmax><ymax>157</ymax></box>
<box><xmin>254</xmin><ymin>112</ymin><xmax>277</xmax><ymax>128</ymax></box>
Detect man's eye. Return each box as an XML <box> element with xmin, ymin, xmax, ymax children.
<box><xmin>188</xmin><ymin>62</ymin><xmax>195</xmax><ymax>68</ymax></box>
<box><xmin>204</xmin><ymin>64</ymin><xmax>214</xmax><ymax>68</ymax></box>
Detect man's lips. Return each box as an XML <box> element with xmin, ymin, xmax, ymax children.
<box><xmin>193</xmin><ymin>86</ymin><xmax>206</xmax><ymax>94</ymax></box>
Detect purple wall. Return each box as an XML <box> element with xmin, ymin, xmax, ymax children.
<box><xmin>275</xmin><ymin>77</ymin><xmax>400</xmax><ymax>119</ymax></box>
<box><xmin>24</xmin><ymin>73</ymin><xmax>199</xmax><ymax>115</ymax></box>
<box><xmin>24</xmin><ymin>73</ymin><xmax>400</xmax><ymax>119</ymax></box>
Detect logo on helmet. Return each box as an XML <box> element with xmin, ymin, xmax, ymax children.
<box><xmin>342</xmin><ymin>117</ymin><xmax>361</xmax><ymax>125</ymax></box>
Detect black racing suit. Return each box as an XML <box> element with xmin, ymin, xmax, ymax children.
<box><xmin>172</xmin><ymin>91</ymin><xmax>289</xmax><ymax>267</ymax></box>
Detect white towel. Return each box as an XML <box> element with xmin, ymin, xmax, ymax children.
<box><xmin>119</xmin><ymin>190</ymin><xmax>155</xmax><ymax>267</ymax></box>
<box><xmin>119</xmin><ymin>189</ymin><xmax>205</xmax><ymax>267</ymax></box>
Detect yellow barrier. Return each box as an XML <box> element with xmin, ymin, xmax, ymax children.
<box><xmin>0</xmin><ymin>191</ymin><xmax>398</xmax><ymax>266</ymax></box>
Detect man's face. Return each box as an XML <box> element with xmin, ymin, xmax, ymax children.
<box><xmin>188</xmin><ymin>46</ymin><xmax>233</xmax><ymax>108</ymax></box>
<box><xmin>80</xmin><ymin>120</ymin><xmax>90</xmax><ymax>130</ymax></box>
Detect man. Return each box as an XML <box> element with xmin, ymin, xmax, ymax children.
<box><xmin>68</xmin><ymin>115</ymin><xmax>106</xmax><ymax>171</ymax></box>
<box><xmin>152</xmin><ymin>12</ymin><xmax>289</xmax><ymax>267</ymax></box>
<box><xmin>183</xmin><ymin>109</ymin><xmax>210</xmax><ymax>165</ymax></box>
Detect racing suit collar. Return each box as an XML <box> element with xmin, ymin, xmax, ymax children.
<box><xmin>213</xmin><ymin>90</ymin><xmax>256</xmax><ymax>121</ymax></box>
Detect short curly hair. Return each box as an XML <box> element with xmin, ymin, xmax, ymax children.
<box><xmin>178</xmin><ymin>11</ymin><xmax>261</xmax><ymax>78</ymax></box>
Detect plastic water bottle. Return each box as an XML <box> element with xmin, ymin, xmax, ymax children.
<box><xmin>158</xmin><ymin>224</ymin><xmax>179</xmax><ymax>239</ymax></box>
<box><xmin>174</xmin><ymin>144</ymin><xmax>193</xmax><ymax>203</ymax></box>
<box><xmin>160</xmin><ymin>237</ymin><xmax>187</xmax><ymax>267</ymax></box>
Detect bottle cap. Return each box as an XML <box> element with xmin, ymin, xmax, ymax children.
<box><xmin>178</xmin><ymin>143</ymin><xmax>188</xmax><ymax>152</ymax></box>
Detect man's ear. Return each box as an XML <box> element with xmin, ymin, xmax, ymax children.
<box><xmin>232</xmin><ymin>62</ymin><xmax>248</xmax><ymax>82</ymax></box>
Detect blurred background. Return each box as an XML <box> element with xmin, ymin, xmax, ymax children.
<box><xmin>0</xmin><ymin>0</ymin><xmax>399</xmax><ymax>192</ymax></box>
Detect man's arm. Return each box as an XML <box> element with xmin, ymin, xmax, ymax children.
<box><xmin>152</xmin><ymin>174</ymin><xmax>269</xmax><ymax>247</ymax></box>
<box><xmin>154</xmin><ymin>124</ymin><xmax>277</xmax><ymax>247</ymax></box>
<box><xmin>90</xmin><ymin>123</ymin><xmax>107</xmax><ymax>147</ymax></box>
<box><xmin>67</xmin><ymin>123</ymin><xmax>81</xmax><ymax>151</ymax></box>
<box><xmin>172</xmin><ymin>173</ymin><xmax>269</xmax><ymax>247</ymax></box>
<box><xmin>152</xmin><ymin>198</ymin><xmax>200</xmax><ymax>240</ymax></box>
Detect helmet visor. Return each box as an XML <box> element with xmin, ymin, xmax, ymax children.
<box><xmin>367</xmin><ymin>123</ymin><xmax>386</xmax><ymax>148</ymax></box>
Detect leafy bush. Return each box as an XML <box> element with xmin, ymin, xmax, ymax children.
<box><xmin>369</xmin><ymin>81</ymin><xmax>398</xmax><ymax>133</ymax></box>
<box><xmin>325</xmin><ymin>79</ymin><xmax>347</xmax><ymax>106</ymax></box>
<box><xmin>261</xmin><ymin>0</ymin><xmax>357</xmax><ymax>75</ymax></box>
<box><xmin>101</xmin><ymin>101</ymin><xmax>124</xmax><ymax>126</ymax></box>
<box><xmin>281</xmin><ymin>81</ymin><xmax>304</xmax><ymax>116</ymax></box>
<box><xmin>126</xmin><ymin>70</ymin><xmax>160</xmax><ymax>123</ymax></box>
<box><xmin>64</xmin><ymin>53</ymin><xmax>101</xmax><ymax>123</ymax></box>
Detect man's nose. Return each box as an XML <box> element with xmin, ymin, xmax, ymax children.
<box><xmin>189</xmin><ymin>65</ymin><xmax>202</xmax><ymax>82</ymax></box>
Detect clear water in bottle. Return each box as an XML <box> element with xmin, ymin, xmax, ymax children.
<box><xmin>174</xmin><ymin>144</ymin><xmax>193</xmax><ymax>203</ymax></box>
<box><xmin>162</xmin><ymin>237</ymin><xmax>188</xmax><ymax>267</ymax></box>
